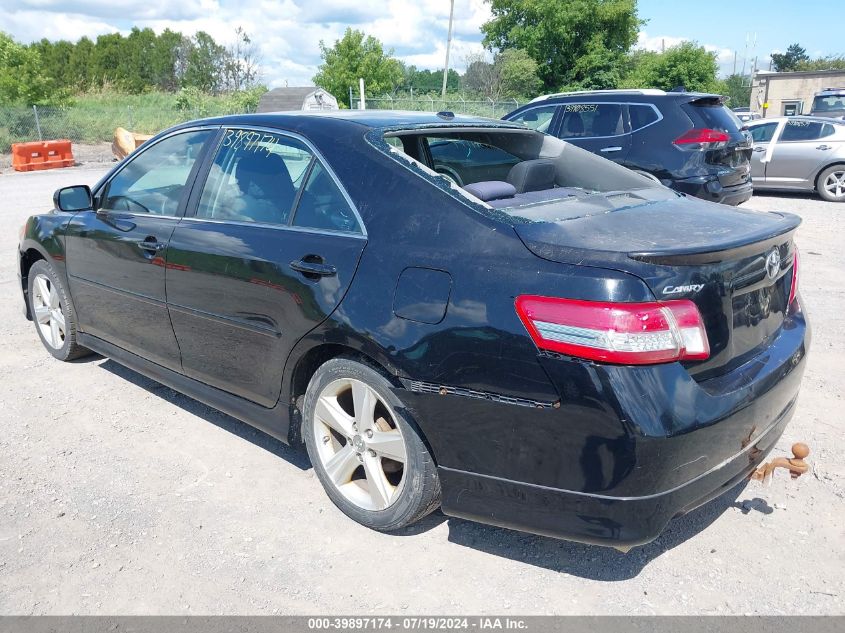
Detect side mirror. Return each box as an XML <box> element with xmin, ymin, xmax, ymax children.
<box><xmin>53</xmin><ymin>185</ymin><xmax>93</xmax><ymax>212</ymax></box>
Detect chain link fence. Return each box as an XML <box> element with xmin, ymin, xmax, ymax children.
<box><xmin>350</xmin><ymin>96</ymin><xmax>523</xmax><ymax>119</ymax></box>
<box><xmin>1</xmin><ymin>97</ymin><xmax>521</xmax><ymax>153</ymax></box>
<box><xmin>0</xmin><ymin>103</ymin><xmax>256</xmax><ymax>153</ymax></box>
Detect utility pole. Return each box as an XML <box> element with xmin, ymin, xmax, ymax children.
<box><xmin>732</xmin><ymin>50</ymin><xmax>737</xmax><ymax>76</ymax></box>
<box><xmin>441</xmin><ymin>0</ymin><xmax>455</xmax><ymax>98</ymax></box>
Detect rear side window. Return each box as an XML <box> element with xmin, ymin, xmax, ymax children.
<box><xmin>558</xmin><ymin>103</ymin><xmax>624</xmax><ymax>138</ymax></box>
<box><xmin>780</xmin><ymin>120</ymin><xmax>835</xmax><ymax>142</ymax></box>
<box><xmin>628</xmin><ymin>105</ymin><xmax>659</xmax><ymax>131</ymax></box>
<box><xmin>683</xmin><ymin>101</ymin><xmax>742</xmax><ymax>133</ymax></box>
<box><xmin>292</xmin><ymin>161</ymin><xmax>361</xmax><ymax>233</ymax></box>
<box><xmin>812</xmin><ymin>96</ymin><xmax>845</xmax><ymax>112</ymax></box>
<box><xmin>750</xmin><ymin>122</ymin><xmax>778</xmax><ymax>143</ymax></box>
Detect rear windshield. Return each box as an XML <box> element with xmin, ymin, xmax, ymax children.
<box><xmin>683</xmin><ymin>100</ymin><xmax>742</xmax><ymax>133</ymax></box>
<box><xmin>372</xmin><ymin>127</ymin><xmax>673</xmax><ymax>223</ymax></box>
<box><xmin>812</xmin><ymin>95</ymin><xmax>845</xmax><ymax>113</ymax></box>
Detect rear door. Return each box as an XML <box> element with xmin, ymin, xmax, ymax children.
<box><xmin>65</xmin><ymin>128</ymin><xmax>216</xmax><ymax>370</ymax></box>
<box><xmin>165</xmin><ymin>127</ymin><xmax>366</xmax><ymax>407</ymax></box>
<box><xmin>748</xmin><ymin>120</ymin><xmax>781</xmax><ymax>183</ymax></box>
<box><xmin>766</xmin><ymin>119</ymin><xmax>840</xmax><ymax>188</ymax></box>
<box><xmin>555</xmin><ymin>102</ymin><xmax>632</xmax><ymax>163</ymax></box>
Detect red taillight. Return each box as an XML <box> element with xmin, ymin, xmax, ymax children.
<box><xmin>788</xmin><ymin>248</ymin><xmax>799</xmax><ymax>306</ymax></box>
<box><xmin>673</xmin><ymin>128</ymin><xmax>730</xmax><ymax>149</ymax></box>
<box><xmin>515</xmin><ymin>295</ymin><xmax>710</xmax><ymax>365</ymax></box>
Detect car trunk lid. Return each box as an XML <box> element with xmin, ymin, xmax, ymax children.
<box><xmin>512</xmin><ymin>195</ymin><xmax>800</xmax><ymax>379</ymax></box>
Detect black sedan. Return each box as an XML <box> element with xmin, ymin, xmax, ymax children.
<box><xmin>18</xmin><ymin>111</ymin><xmax>808</xmax><ymax>548</ymax></box>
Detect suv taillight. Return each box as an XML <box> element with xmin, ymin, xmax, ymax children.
<box><xmin>788</xmin><ymin>249</ymin><xmax>799</xmax><ymax>306</ymax></box>
<box><xmin>673</xmin><ymin>128</ymin><xmax>730</xmax><ymax>150</ymax></box>
<box><xmin>515</xmin><ymin>295</ymin><xmax>710</xmax><ymax>365</ymax></box>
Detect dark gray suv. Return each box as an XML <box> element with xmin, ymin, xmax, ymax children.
<box><xmin>504</xmin><ymin>89</ymin><xmax>754</xmax><ymax>206</ymax></box>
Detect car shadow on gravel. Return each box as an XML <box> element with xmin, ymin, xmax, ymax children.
<box><xmin>444</xmin><ymin>482</ymin><xmax>746</xmax><ymax>580</ymax></box>
<box><xmin>97</xmin><ymin>357</ymin><xmax>312</xmax><ymax>470</ymax></box>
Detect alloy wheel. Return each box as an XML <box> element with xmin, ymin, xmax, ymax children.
<box><xmin>31</xmin><ymin>273</ymin><xmax>66</xmax><ymax>350</ymax></box>
<box><xmin>311</xmin><ymin>378</ymin><xmax>407</xmax><ymax>511</ymax></box>
<box><xmin>823</xmin><ymin>170</ymin><xmax>845</xmax><ymax>200</ymax></box>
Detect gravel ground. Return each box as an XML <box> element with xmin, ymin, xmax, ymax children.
<box><xmin>1</xmin><ymin>166</ymin><xmax>843</xmax><ymax>615</ymax></box>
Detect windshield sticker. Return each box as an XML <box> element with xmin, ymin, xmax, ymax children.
<box><xmin>222</xmin><ymin>130</ymin><xmax>278</xmax><ymax>154</ymax></box>
<box><xmin>564</xmin><ymin>104</ymin><xmax>598</xmax><ymax>113</ymax></box>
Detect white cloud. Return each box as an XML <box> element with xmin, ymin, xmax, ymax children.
<box><xmin>2</xmin><ymin>0</ymin><xmax>492</xmax><ymax>86</ymax></box>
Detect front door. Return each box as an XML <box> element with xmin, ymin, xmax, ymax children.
<box><xmin>166</xmin><ymin>128</ymin><xmax>366</xmax><ymax>407</ymax></box>
<box><xmin>65</xmin><ymin>129</ymin><xmax>216</xmax><ymax>370</ymax></box>
<box><xmin>748</xmin><ymin>120</ymin><xmax>780</xmax><ymax>184</ymax></box>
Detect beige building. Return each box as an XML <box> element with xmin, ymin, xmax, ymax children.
<box><xmin>750</xmin><ymin>69</ymin><xmax>845</xmax><ymax>118</ymax></box>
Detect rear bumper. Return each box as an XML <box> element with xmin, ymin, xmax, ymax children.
<box><xmin>402</xmin><ymin>302</ymin><xmax>809</xmax><ymax>547</ymax></box>
<box><xmin>669</xmin><ymin>177</ymin><xmax>753</xmax><ymax>206</ymax></box>
<box><xmin>438</xmin><ymin>396</ymin><xmax>794</xmax><ymax>547</ymax></box>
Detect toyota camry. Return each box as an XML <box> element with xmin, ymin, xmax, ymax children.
<box><xmin>18</xmin><ymin>111</ymin><xmax>808</xmax><ymax>548</ymax></box>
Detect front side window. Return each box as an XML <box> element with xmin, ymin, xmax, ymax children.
<box><xmin>750</xmin><ymin>122</ymin><xmax>778</xmax><ymax>144</ymax></box>
<box><xmin>509</xmin><ymin>105</ymin><xmax>558</xmax><ymax>133</ymax></box>
<box><xmin>99</xmin><ymin>130</ymin><xmax>213</xmax><ymax>215</ymax></box>
<box><xmin>780</xmin><ymin>120</ymin><xmax>835</xmax><ymax>142</ymax></box>
<box><xmin>197</xmin><ymin>129</ymin><xmax>312</xmax><ymax>225</ymax></box>
<box><xmin>558</xmin><ymin>103</ymin><xmax>624</xmax><ymax>139</ymax></box>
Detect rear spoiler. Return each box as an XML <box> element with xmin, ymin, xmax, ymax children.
<box><xmin>629</xmin><ymin>213</ymin><xmax>801</xmax><ymax>265</ymax></box>
<box><xmin>687</xmin><ymin>95</ymin><xmax>725</xmax><ymax>107</ymax></box>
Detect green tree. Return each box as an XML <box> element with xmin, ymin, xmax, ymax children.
<box><xmin>717</xmin><ymin>73</ymin><xmax>751</xmax><ymax>109</ymax></box>
<box><xmin>796</xmin><ymin>55</ymin><xmax>845</xmax><ymax>71</ymax></box>
<box><xmin>482</xmin><ymin>0</ymin><xmax>641</xmax><ymax>90</ymax></box>
<box><xmin>622</xmin><ymin>42</ymin><xmax>719</xmax><ymax>92</ymax></box>
<box><xmin>91</xmin><ymin>32</ymin><xmax>125</xmax><ymax>87</ymax></box>
<box><xmin>67</xmin><ymin>36</ymin><xmax>95</xmax><ymax>91</ymax></box>
<box><xmin>0</xmin><ymin>32</ymin><xmax>51</xmax><ymax>105</ymax></box>
<box><xmin>462</xmin><ymin>49</ymin><xmax>541</xmax><ymax>99</ymax></box>
<box><xmin>770</xmin><ymin>43</ymin><xmax>809</xmax><ymax>72</ymax></box>
<box><xmin>184</xmin><ymin>31</ymin><xmax>227</xmax><ymax>93</ymax></box>
<box><xmin>313</xmin><ymin>28</ymin><xmax>404</xmax><ymax>106</ymax></box>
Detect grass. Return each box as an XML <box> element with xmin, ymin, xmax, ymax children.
<box><xmin>0</xmin><ymin>90</ymin><xmax>248</xmax><ymax>152</ymax></box>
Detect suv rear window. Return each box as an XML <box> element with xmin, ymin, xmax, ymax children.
<box><xmin>682</xmin><ymin>99</ymin><xmax>742</xmax><ymax>133</ymax></box>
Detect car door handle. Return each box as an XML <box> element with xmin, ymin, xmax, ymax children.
<box><xmin>289</xmin><ymin>258</ymin><xmax>337</xmax><ymax>277</ymax></box>
<box><xmin>136</xmin><ymin>238</ymin><xmax>166</xmax><ymax>252</ymax></box>
<box><xmin>816</xmin><ymin>145</ymin><xmax>832</xmax><ymax>150</ymax></box>
<box><xmin>599</xmin><ymin>146</ymin><xmax>623</xmax><ymax>153</ymax></box>
<box><xmin>752</xmin><ymin>146</ymin><xmax>766</xmax><ymax>152</ymax></box>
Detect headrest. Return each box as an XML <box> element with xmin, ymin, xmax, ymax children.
<box><xmin>507</xmin><ymin>159</ymin><xmax>557</xmax><ymax>193</ymax></box>
<box><xmin>463</xmin><ymin>180</ymin><xmax>517</xmax><ymax>202</ymax></box>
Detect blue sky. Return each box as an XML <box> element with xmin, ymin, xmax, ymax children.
<box><xmin>0</xmin><ymin>1</ymin><xmax>841</xmax><ymax>87</ymax></box>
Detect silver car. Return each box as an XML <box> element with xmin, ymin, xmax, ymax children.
<box><xmin>748</xmin><ymin>116</ymin><xmax>845</xmax><ymax>202</ymax></box>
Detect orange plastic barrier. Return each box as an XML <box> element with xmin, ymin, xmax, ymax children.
<box><xmin>11</xmin><ymin>140</ymin><xmax>75</xmax><ymax>172</ymax></box>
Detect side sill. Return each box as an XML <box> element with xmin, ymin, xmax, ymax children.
<box><xmin>77</xmin><ymin>333</ymin><xmax>291</xmax><ymax>444</ymax></box>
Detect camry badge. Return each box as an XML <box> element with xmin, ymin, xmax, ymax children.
<box><xmin>765</xmin><ymin>249</ymin><xmax>781</xmax><ymax>280</ymax></box>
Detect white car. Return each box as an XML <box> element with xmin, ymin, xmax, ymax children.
<box><xmin>748</xmin><ymin>116</ymin><xmax>845</xmax><ymax>202</ymax></box>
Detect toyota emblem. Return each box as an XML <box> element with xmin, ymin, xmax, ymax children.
<box><xmin>765</xmin><ymin>249</ymin><xmax>781</xmax><ymax>280</ymax></box>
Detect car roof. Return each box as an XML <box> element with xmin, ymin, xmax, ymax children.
<box><xmin>180</xmin><ymin>110</ymin><xmax>523</xmax><ymax>131</ymax></box>
<box><xmin>527</xmin><ymin>89</ymin><xmax>721</xmax><ymax>104</ymax></box>
<box><xmin>748</xmin><ymin>115</ymin><xmax>845</xmax><ymax>125</ymax></box>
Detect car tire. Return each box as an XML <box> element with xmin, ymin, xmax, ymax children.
<box><xmin>817</xmin><ymin>165</ymin><xmax>845</xmax><ymax>202</ymax></box>
<box><xmin>27</xmin><ymin>259</ymin><xmax>91</xmax><ymax>362</ymax></box>
<box><xmin>303</xmin><ymin>357</ymin><xmax>441</xmax><ymax>531</ymax></box>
